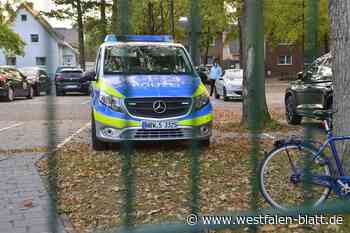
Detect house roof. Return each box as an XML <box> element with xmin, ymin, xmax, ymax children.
<box><xmin>17</xmin><ymin>2</ymin><xmax>78</xmax><ymax>55</ymax></box>
<box><xmin>54</xmin><ymin>28</ymin><xmax>79</xmax><ymax>48</ymax></box>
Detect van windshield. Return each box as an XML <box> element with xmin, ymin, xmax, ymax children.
<box><xmin>104</xmin><ymin>45</ymin><xmax>194</xmax><ymax>75</ymax></box>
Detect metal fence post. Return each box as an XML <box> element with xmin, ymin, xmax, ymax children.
<box><xmin>190</xmin><ymin>0</ymin><xmax>200</xmax><ymax>66</ymax></box>
<box><xmin>245</xmin><ymin>0</ymin><xmax>265</xmax><ymax>232</ymax></box>
<box><xmin>118</xmin><ymin>0</ymin><xmax>135</xmax><ymax>231</ymax></box>
<box><xmin>305</xmin><ymin>0</ymin><xmax>318</xmax><ymax>64</ymax></box>
<box><xmin>302</xmin><ymin>0</ymin><xmax>319</xmax><ymax>207</ymax></box>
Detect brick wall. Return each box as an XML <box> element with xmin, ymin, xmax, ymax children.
<box><xmin>265</xmin><ymin>43</ymin><xmax>303</xmax><ymax>79</ymax></box>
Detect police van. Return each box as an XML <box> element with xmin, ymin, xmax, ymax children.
<box><xmin>90</xmin><ymin>35</ymin><xmax>213</xmax><ymax>150</ymax></box>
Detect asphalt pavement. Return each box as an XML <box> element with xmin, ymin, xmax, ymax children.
<box><xmin>0</xmin><ymin>80</ymin><xmax>288</xmax><ymax>233</ymax></box>
<box><xmin>0</xmin><ymin>81</ymin><xmax>288</xmax><ymax>151</ymax></box>
<box><xmin>0</xmin><ymin>94</ymin><xmax>90</xmax><ymax>151</ymax></box>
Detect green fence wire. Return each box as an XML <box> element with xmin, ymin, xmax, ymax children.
<box><xmin>43</xmin><ymin>1</ymin><xmax>349</xmax><ymax>233</ymax></box>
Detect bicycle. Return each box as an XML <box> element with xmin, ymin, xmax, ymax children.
<box><xmin>259</xmin><ymin>110</ymin><xmax>350</xmax><ymax>210</ymax></box>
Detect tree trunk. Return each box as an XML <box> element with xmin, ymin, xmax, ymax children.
<box><xmin>76</xmin><ymin>0</ymin><xmax>85</xmax><ymax>70</ymax></box>
<box><xmin>203</xmin><ymin>27</ymin><xmax>210</xmax><ymax>64</ymax></box>
<box><xmin>160</xmin><ymin>0</ymin><xmax>165</xmax><ymax>34</ymax></box>
<box><xmin>148</xmin><ymin>2</ymin><xmax>155</xmax><ymax>34</ymax></box>
<box><xmin>329</xmin><ymin>1</ymin><xmax>350</xmax><ymax>171</ymax></box>
<box><xmin>241</xmin><ymin>0</ymin><xmax>271</xmax><ymax>128</ymax></box>
<box><xmin>168</xmin><ymin>0</ymin><xmax>175</xmax><ymax>39</ymax></box>
<box><xmin>111</xmin><ymin>0</ymin><xmax>118</xmax><ymax>34</ymax></box>
<box><xmin>100</xmin><ymin>0</ymin><xmax>107</xmax><ymax>40</ymax></box>
<box><xmin>324</xmin><ymin>33</ymin><xmax>329</xmax><ymax>53</ymax></box>
<box><xmin>240</xmin><ymin>12</ymin><xmax>248</xmax><ymax>123</ymax></box>
<box><xmin>204</xmin><ymin>39</ymin><xmax>210</xmax><ymax>64</ymax></box>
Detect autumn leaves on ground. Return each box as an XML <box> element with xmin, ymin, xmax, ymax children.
<box><xmin>36</xmin><ymin>108</ymin><xmax>344</xmax><ymax>233</ymax></box>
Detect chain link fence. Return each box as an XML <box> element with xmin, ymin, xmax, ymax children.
<box><xmin>42</xmin><ymin>1</ymin><xmax>349</xmax><ymax>233</ymax></box>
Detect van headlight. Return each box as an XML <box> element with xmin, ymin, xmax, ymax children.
<box><xmin>99</xmin><ymin>90</ymin><xmax>124</xmax><ymax>112</ymax></box>
<box><xmin>194</xmin><ymin>94</ymin><xmax>210</xmax><ymax>110</ymax></box>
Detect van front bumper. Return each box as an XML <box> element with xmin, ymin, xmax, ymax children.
<box><xmin>95</xmin><ymin>121</ymin><xmax>212</xmax><ymax>142</ymax></box>
<box><xmin>92</xmin><ymin>103</ymin><xmax>213</xmax><ymax>142</ymax></box>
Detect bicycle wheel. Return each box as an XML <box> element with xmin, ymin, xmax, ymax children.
<box><xmin>260</xmin><ymin>144</ymin><xmax>331</xmax><ymax>210</ymax></box>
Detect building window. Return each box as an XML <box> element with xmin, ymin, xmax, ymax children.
<box><xmin>31</xmin><ymin>34</ymin><xmax>39</xmax><ymax>43</ymax></box>
<box><xmin>278</xmin><ymin>55</ymin><xmax>292</xmax><ymax>65</ymax></box>
<box><xmin>36</xmin><ymin>57</ymin><xmax>46</xmax><ymax>66</ymax></box>
<box><xmin>6</xmin><ymin>57</ymin><xmax>16</xmax><ymax>66</ymax></box>
<box><xmin>63</xmin><ymin>55</ymin><xmax>74</xmax><ymax>66</ymax></box>
<box><xmin>21</xmin><ymin>14</ymin><xmax>27</xmax><ymax>21</ymax></box>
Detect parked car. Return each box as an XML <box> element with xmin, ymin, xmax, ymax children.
<box><xmin>196</xmin><ymin>65</ymin><xmax>210</xmax><ymax>85</ymax></box>
<box><xmin>55</xmin><ymin>66</ymin><xmax>75</xmax><ymax>77</ymax></box>
<box><xmin>88</xmin><ymin>35</ymin><xmax>213</xmax><ymax>150</ymax></box>
<box><xmin>214</xmin><ymin>69</ymin><xmax>243</xmax><ymax>101</ymax></box>
<box><xmin>20</xmin><ymin>67</ymin><xmax>51</xmax><ymax>96</ymax></box>
<box><xmin>0</xmin><ymin>66</ymin><xmax>34</xmax><ymax>101</ymax></box>
<box><xmin>55</xmin><ymin>67</ymin><xmax>89</xmax><ymax>96</ymax></box>
<box><xmin>285</xmin><ymin>53</ymin><xmax>332</xmax><ymax>125</ymax></box>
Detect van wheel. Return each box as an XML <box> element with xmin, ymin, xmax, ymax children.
<box><xmin>6</xmin><ymin>87</ymin><xmax>14</xmax><ymax>102</ymax></box>
<box><xmin>91</xmin><ymin>113</ymin><xmax>109</xmax><ymax>151</ymax></box>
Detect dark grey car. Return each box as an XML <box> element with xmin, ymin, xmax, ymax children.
<box><xmin>54</xmin><ymin>68</ymin><xmax>90</xmax><ymax>96</ymax></box>
<box><xmin>285</xmin><ymin>53</ymin><xmax>333</xmax><ymax>125</ymax></box>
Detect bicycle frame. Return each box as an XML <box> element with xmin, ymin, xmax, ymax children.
<box><xmin>312</xmin><ymin>120</ymin><xmax>350</xmax><ymax>177</ymax></box>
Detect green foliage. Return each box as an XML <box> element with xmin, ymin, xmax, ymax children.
<box><xmin>131</xmin><ymin>0</ymin><xmax>189</xmax><ymax>41</ymax></box>
<box><xmin>264</xmin><ymin>0</ymin><xmax>329</xmax><ymax>47</ymax></box>
<box><xmin>200</xmin><ymin>0</ymin><xmax>227</xmax><ymax>51</ymax></box>
<box><xmin>84</xmin><ymin>17</ymin><xmax>104</xmax><ymax>60</ymax></box>
<box><xmin>81</xmin><ymin>0</ymin><xmax>330</xmax><ymax>62</ymax></box>
<box><xmin>0</xmin><ymin>24</ymin><xmax>25</xmax><ymax>56</ymax></box>
<box><xmin>45</xmin><ymin>0</ymin><xmax>96</xmax><ymax>21</ymax></box>
<box><xmin>224</xmin><ymin>0</ymin><xmax>329</xmax><ymax>49</ymax></box>
<box><xmin>0</xmin><ymin>1</ymin><xmax>25</xmax><ymax>56</ymax></box>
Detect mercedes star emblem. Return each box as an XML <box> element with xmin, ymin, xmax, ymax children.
<box><xmin>153</xmin><ymin>100</ymin><xmax>167</xmax><ymax>114</ymax></box>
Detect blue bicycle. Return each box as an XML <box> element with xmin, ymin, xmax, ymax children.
<box><xmin>259</xmin><ymin>110</ymin><xmax>350</xmax><ymax>210</ymax></box>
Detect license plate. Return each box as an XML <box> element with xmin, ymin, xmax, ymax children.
<box><xmin>66</xmin><ymin>85</ymin><xmax>78</xmax><ymax>89</ymax></box>
<box><xmin>142</xmin><ymin>121</ymin><xmax>178</xmax><ymax>129</ymax></box>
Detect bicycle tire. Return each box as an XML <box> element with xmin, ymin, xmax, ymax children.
<box><xmin>259</xmin><ymin>144</ymin><xmax>332</xmax><ymax>210</ymax></box>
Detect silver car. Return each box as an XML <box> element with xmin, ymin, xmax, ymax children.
<box><xmin>214</xmin><ymin>69</ymin><xmax>243</xmax><ymax>101</ymax></box>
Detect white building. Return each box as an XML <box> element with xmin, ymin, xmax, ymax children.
<box><xmin>0</xmin><ymin>2</ymin><xmax>78</xmax><ymax>77</ymax></box>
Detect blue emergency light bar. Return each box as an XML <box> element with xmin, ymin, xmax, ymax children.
<box><xmin>104</xmin><ymin>34</ymin><xmax>174</xmax><ymax>43</ymax></box>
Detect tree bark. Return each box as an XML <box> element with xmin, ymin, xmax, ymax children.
<box><xmin>100</xmin><ymin>0</ymin><xmax>107</xmax><ymax>40</ymax></box>
<box><xmin>324</xmin><ymin>33</ymin><xmax>329</xmax><ymax>53</ymax></box>
<box><xmin>148</xmin><ymin>2</ymin><xmax>155</xmax><ymax>34</ymax></box>
<box><xmin>76</xmin><ymin>0</ymin><xmax>85</xmax><ymax>70</ymax></box>
<box><xmin>240</xmin><ymin>11</ymin><xmax>248</xmax><ymax>123</ymax></box>
<box><xmin>111</xmin><ymin>0</ymin><xmax>118</xmax><ymax>34</ymax></box>
<box><xmin>329</xmin><ymin>1</ymin><xmax>350</xmax><ymax>171</ymax></box>
<box><xmin>241</xmin><ymin>0</ymin><xmax>271</xmax><ymax>128</ymax></box>
<box><xmin>168</xmin><ymin>0</ymin><xmax>175</xmax><ymax>39</ymax></box>
<box><xmin>160</xmin><ymin>0</ymin><xmax>165</xmax><ymax>34</ymax></box>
